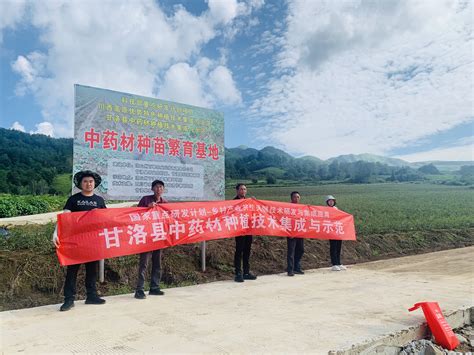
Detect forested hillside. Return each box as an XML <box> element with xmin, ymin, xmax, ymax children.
<box><xmin>1</xmin><ymin>128</ymin><xmax>471</xmax><ymax>195</ymax></box>
<box><xmin>0</xmin><ymin>128</ymin><xmax>72</xmax><ymax>194</ymax></box>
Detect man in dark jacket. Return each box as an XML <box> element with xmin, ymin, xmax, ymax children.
<box><xmin>287</xmin><ymin>191</ymin><xmax>305</xmax><ymax>276</ymax></box>
<box><xmin>134</xmin><ymin>179</ymin><xmax>168</xmax><ymax>299</ymax></box>
<box><xmin>135</xmin><ymin>180</ymin><xmax>168</xmax><ymax>299</ymax></box>
<box><xmin>233</xmin><ymin>183</ymin><xmax>257</xmax><ymax>282</ymax></box>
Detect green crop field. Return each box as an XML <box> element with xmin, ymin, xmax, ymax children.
<box><xmin>0</xmin><ymin>194</ymin><xmax>67</xmax><ymax>218</ymax></box>
<box><xmin>226</xmin><ymin>183</ymin><xmax>474</xmax><ymax>234</ymax></box>
<box><xmin>2</xmin><ymin>183</ymin><xmax>473</xmax><ymax>235</ymax></box>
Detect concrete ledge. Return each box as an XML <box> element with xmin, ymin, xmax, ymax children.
<box><xmin>329</xmin><ymin>306</ymin><xmax>473</xmax><ymax>355</ymax></box>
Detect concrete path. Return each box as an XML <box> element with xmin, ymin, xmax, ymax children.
<box><xmin>1</xmin><ymin>247</ymin><xmax>473</xmax><ymax>354</ymax></box>
<box><xmin>0</xmin><ymin>202</ymin><xmax>137</xmax><ymax>226</ymax></box>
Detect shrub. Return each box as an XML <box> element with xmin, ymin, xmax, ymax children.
<box><xmin>266</xmin><ymin>175</ymin><xmax>276</xmax><ymax>184</ymax></box>
<box><xmin>0</xmin><ymin>195</ymin><xmax>66</xmax><ymax>218</ymax></box>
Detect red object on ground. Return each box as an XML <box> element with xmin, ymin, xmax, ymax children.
<box><xmin>409</xmin><ymin>302</ymin><xmax>459</xmax><ymax>350</ymax></box>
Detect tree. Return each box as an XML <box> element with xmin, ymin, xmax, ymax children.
<box><xmin>418</xmin><ymin>163</ymin><xmax>440</xmax><ymax>175</ymax></box>
<box><xmin>459</xmin><ymin>165</ymin><xmax>474</xmax><ymax>176</ymax></box>
<box><xmin>0</xmin><ymin>170</ymin><xmax>9</xmax><ymax>193</ymax></box>
<box><xmin>0</xmin><ymin>128</ymin><xmax>72</xmax><ymax>194</ymax></box>
<box><xmin>352</xmin><ymin>161</ymin><xmax>374</xmax><ymax>183</ymax></box>
<box><xmin>458</xmin><ymin>165</ymin><xmax>474</xmax><ymax>184</ymax></box>
<box><xmin>328</xmin><ymin>161</ymin><xmax>340</xmax><ymax>180</ymax></box>
<box><xmin>266</xmin><ymin>174</ymin><xmax>276</xmax><ymax>184</ymax></box>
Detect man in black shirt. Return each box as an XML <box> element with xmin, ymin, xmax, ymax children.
<box><xmin>52</xmin><ymin>170</ymin><xmax>107</xmax><ymax>311</ymax></box>
<box><xmin>233</xmin><ymin>183</ymin><xmax>257</xmax><ymax>283</ymax></box>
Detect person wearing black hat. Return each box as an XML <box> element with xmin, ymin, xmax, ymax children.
<box><xmin>134</xmin><ymin>179</ymin><xmax>168</xmax><ymax>299</ymax></box>
<box><xmin>52</xmin><ymin>170</ymin><xmax>107</xmax><ymax>311</ymax></box>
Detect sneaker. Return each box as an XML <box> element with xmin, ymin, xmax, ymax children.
<box><xmin>243</xmin><ymin>273</ymin><xmax>257</xmax><ymax>280</ymax></box>
<box><xmin>234</xmin><ymin>274</ymin><xmax>244</xmax><ymax>283</ymax></box>
<box><xmin>338</xmin><ymin>265</ymin><xmax>347</xmax><ymax>270</ymax></box>
<box><xmin>331</xmin><ymin>265</ymin><xmax>341</xmax><ymax>271</ymax></box>
<box><xmin>149</xmin><ymin>289</ymin><xmax>164</xmax><ymax>296</ymax></box>
<box><xmin>134</xmin><ymin>290</ymin><xmax>146</xmax><ymax>299</ymax></box>
<box><xmin>85</xmin><ymin>295</ymin><xmax>106</xmax><ymax>305</ymax></box>
<box><xmin>294</xmin><ymin>269</ymin><xmax>305</xmax><ymax>275</ymax></box>
<box><xmin>59</xmin><ymin>299</ymin><xmax>74</xmax><ymax>312</ymax></box>
<box><xmin>287</xmin><ymin>271</ymin><xmax>295</xmax><ymax>277</ymax></box>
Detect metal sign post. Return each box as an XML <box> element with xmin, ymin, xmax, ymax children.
<box><xmin>99</xmin><ymin>259</ymin><xmax>105</xmax><ymax>282</ymax></box>
<box><xmin>201</xmin><ymin>241</ymin><xmax>206</xmax><ymax>272</ymax></box>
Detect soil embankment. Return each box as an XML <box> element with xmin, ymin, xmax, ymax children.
<box><xmin>1</xmin><ymin>227</ymin><xmax>473</xmax><ymax>311</ymax></box>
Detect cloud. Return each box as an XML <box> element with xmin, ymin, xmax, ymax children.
<box><xmin>278</xmin><ymin>0</ymin><xmax>460</xmax><ymax>70</ymax></box>
<box><xmin>158</xmin><ymin>61</ymin><xmax>242</xmax><ymax>107</ymax></box>
<box><xmin>11</xmin><ymin>52</ymin><xmax>47</xmax><ymax>95</ymax></box>
<box><xmin>249</xmin><ymin>0</ymin><xmax>473</xmax><ymax>159</ymax></box>
<box><xmin>30</xmin><ymin>121</ymin><xmax>54</xmax><ymax>137</ymax></box>
<box><xmin>206</xmin><ymin>0</ymin><xmax>263</xmax><ymax>26</ymax></box>
<box><xmin>208</xmin><ymin>66</ymin><xmax>242</xmax><ymax>105</ymax></box>
<box><xmin>207</xmin><ymin>0</ymin><xmax>239</xmax><ymax>24</ymax></box>
<box><xmin>215</xmin><ymin>0</ymin><xmax>265</xmax><ymax>41</ymax></box>
<box><xmin>248</xmin><ymin>0</ymin><xmax>265</xmax><ymax>11</ymax></box>
<box><xmin>158</xmin><ymin>62</ymin><xmax>213</xmax><ymax>107</ymax></box>
<box><xmin>11</xmin><ymin>55</ymin><xmax>34</xmax><ymax>83</ymax></box>
<box><xmin>0</xmin><ymin>0</ymin><xmax>27</xmax><ymax>43</ymax></box>
<box><xmin>9</xmin><ymin>120</ymin><xmax>55</xmax><ymax>136</ymax></box>
<box><xmin>10</xmin><ymin>121</ymin><xmax>25</xmax><ymax>132</ymax></box>
<box><xmin>395</xmin><ymin>143</ymin><xmax>473</xmax><ymax>162</ymax></box>
<box><xmin>6</xmin><ymin>0</ymin><xmax>253</xmax><ymax>137</ymax></box>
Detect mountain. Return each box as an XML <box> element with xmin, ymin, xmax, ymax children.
<box><xmin>0</xmin><ymin>128</ymin><xmax>72</xmax><ymax>194</ymax></box>
<box><xmin>225</xmin><ymin>146</ymin><xmax>259</xmax><ymax>159</ymax></box>
<box><xmin>410</xmin><ymin>160</ymin><xmax>474</xmax><ymax>172</ymax></box>
<box><xmin>224</xmin><ymin>145</ymin><xmax>423</xmax><ymax>183</ymax></box>
<box><xmin>3</xmin><ymin>128</ymin><xmax>467</xmax><ymax>195</ymax></box>
<box><xmin>297</xmin><ymin>155</ymin><xmax>324</xmax><ymax>164</ymax></box>
<box><xmin>327</xmin><ymin>153</ymin><xmax>409</xmax><ymax>167</ymax></box>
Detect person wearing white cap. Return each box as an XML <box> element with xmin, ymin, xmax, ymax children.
<box><xmin>325</xmin><ymin>195</ymin><xmax>347</xmax><ymax>271</ymax></box>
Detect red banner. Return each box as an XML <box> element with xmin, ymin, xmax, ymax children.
<box><xmin>57</xmin><ymin>199</ymin><xmax>356</xmax><ymax>266</ymax></box>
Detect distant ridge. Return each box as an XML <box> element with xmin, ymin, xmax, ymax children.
<box><xmin>2</xmin><ymin>128</ymin><xmax>471</xmax><ymax>193</ymax></box>
<box><xmin>327</xmin><ymin>153</ymin><xmax>409</xmax><ymax>167</ymax></box>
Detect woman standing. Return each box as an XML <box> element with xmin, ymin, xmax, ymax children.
<box><xmin>326</xmin><ymin>195</ymin><xmax>347</xmax><ymax>271</ymax></box>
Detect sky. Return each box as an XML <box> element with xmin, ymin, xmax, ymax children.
<box><xmin>0</xmin><ymin>0</ymin><xmax>472</xmax><ymax>162</ymax></box>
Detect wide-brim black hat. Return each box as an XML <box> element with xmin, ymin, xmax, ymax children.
<box><xmin>73</xmin><ymin>170</ymin><xmax>102</xmax><ymax>189</ymax></box>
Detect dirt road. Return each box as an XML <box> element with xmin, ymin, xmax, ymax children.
<box><xmin>1</xmin><ymin>247</ymin><xmax>473</xmax><ymax>354</ymax></box>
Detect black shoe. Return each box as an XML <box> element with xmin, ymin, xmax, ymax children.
<box><xmin>149</xmin><ymin>289</ymin><xmax>164</xmax><ymax>296</ymax></box>
<box><xmin>287</xmin><ymin>272</ymin><xmax>295</xmax><ymax>276</ymax></box>
<box><xmin>85</xmin><ymin>295</ymin><xmax>106</xmax><ymax>305</ymax></box>
<box><xmin>243</xmin><ymin>273</ymin><xmax>257</xmax><ymax>280</ymax></box>
<box><xmin>234</xmin><ymin>274</ymin><xmax>244</xmax><ymax>282</ymax></box>
<box><xmin>294</xmin><ymin>269</ymin><xmax>305</xmax><ymax>275</ymax></box>
<box><xmin>134</xmin><ymin>290</ymin><xmax>146</xmax><ymax>299</ymax></box>
<box><xmin>60</xmin><ymin>299</ymin><xmax>75</xmax><ymax>312</ymax></box>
